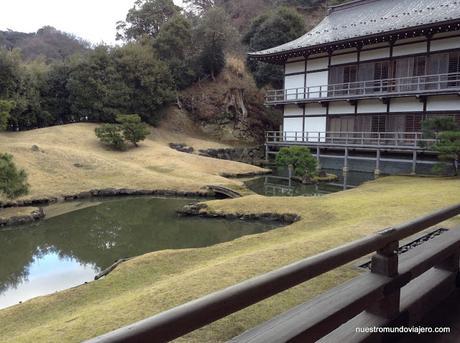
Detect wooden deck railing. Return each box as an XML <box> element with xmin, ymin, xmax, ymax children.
<box><xmin>266</xmin><ymin>131</ymin><xmax>437</xmax><ymax>151</ymax></box>
<box><xmin>266</xmin><ymin>72</ymin><xmax>460</xmax><ymax>104</ymax></box>
<box><xmin>87</xmin><ymin>204</ymin><xmax>460</xmax><ymax>343</ymax></box>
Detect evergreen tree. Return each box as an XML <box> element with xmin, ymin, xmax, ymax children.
<box><xmin>243</xmin><ymin>7</ymin><xmax>305</xmax><ymax>88</ymax></box>
<box><xmin>0</xmin><ymin>153</ymin><xmax>29</xmax><ymax>199</ymax></box>
<box><xmin>116</xmin><ymin>0</ymin><xmax>180</xmax><ymax>41</ymax></box>
<box><xmin>116</xmin><ymin>114</ymin><xmax>150</xmax><ymax>147</ymax></box>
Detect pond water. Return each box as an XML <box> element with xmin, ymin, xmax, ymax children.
<box><xmin>245</xmin><ymin>169</ymin><xmax>376</xmax><ymax>197</ymax></box>
<box><xmin>0</xmin><ymin>197</ymin><xmax>279</xmax><ymax>309</ymax></box>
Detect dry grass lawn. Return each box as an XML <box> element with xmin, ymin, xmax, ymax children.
<box><xmin>0</xmin><ymin>123</ymin><xmax>266</xmax><ymax>202</ymax></box>
<box><xmin>0</xmin><ymin>176</ymin><xmax>459</xmax><ymax>343</ymax></box>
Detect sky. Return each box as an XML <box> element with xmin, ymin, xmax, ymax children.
<box><xmin>0</xmin><ymin>0</ymin><xmax>185</xmax><ymax>45</ymax></box>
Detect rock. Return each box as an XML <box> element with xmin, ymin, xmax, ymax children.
<box><xmin>31</xmin><ymin>145</ymin><xmax>42</xmax><ymax>152</ymax></box>
<box><xmin>169</xmin><ymin>143</ymin><xmax>194</xmax><ymax>154</ymax></box>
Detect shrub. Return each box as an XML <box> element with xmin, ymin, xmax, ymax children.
<box><xmin>276</xmin><ymin>146</ymin><xmax>317</xmax><ymax>178</ymax></box>
<box><xmin>95</xmin><ymin>114</ymin><xmax>150</xmax><ymax>149</ymax></box>
<box><xmin>95</xmin><ymin>124</ymin><xmax>126</xmax><ymax>150</ymax></box>
<box><xmin>116</xmin><ymin>114</ymin><xmax>150</xmax><ymax>147</ymax></box>
<box><xmin>434</xmin><ymin>131</ymin><xmax>460</xmax><ymax>176</ymax></box>
<box><xmin>0</xmin><ymin>153</ymin><xmax>29</xmax><ymax>199</ymax></box>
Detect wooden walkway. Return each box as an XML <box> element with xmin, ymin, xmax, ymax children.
<box><xmin>398</xmin><ymin>290</ymin><xmax>460</xmax><ymax>343</ymax></box>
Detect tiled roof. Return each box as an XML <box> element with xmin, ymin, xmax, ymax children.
<box><xmin>249</xmin><ymin>0</ymin><xmax>460</xmax><ymax>58</ymax></box>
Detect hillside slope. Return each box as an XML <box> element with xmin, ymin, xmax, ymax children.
<box><xmin>0</xmin><ymin>26</ymin><xmax>89</xmax><ymax>61</ymax></box>
<box><xmin>179</xmin><ymin>57</ymin><xmax>280</xmax><ymax>143</ymax></box>
<box><xmin>0</xmin><ymin>123</ymin><xmax>267</xmax><ymax>202</ymax></box>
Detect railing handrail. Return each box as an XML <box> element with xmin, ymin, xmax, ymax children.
<box><xmin>87</xmin><ymin>204</ymin><xmax>460</xmax><ymax>343</ymax></box>
<box><xmin>267</xmin><ymin>72</ymin><xmax>460</xmax><ymax>95</ymax></box>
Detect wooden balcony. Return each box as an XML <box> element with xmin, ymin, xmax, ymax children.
<box><xmin>266</xmin><ymin>72</ymin><xmax>460</xmax><ymax>105</ymax></box>
<box><xmin>266</xmin><ymin>131</ymin><xmax>437</xmax><ymax>152</ymax></box>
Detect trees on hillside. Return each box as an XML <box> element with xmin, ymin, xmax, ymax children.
<box><xmin>194</xmin><ymin>8</ymin><xmax>237</xmax><ymax>80</ymax></box>
<box><xmin>116</xmin><ymin>0</ymin><xmax>180</xmax><ymax>41</ymax></box>
<box><xmin>0</xmin><ymin>100</ymin><xmax>14</xmax><ymax>130</ymax></box>
<box><xmin>243</xmin><ymin>7</ymin><xmax>306</xmax><ymax>88</ymax></box>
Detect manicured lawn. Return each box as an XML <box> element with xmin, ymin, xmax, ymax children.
<box><xmin>0</xmin><ymin>176</ymin><xmax>459</xmax><ymax>342</ymax></box>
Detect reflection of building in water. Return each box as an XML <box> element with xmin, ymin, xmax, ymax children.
<box><xmin>262</xmin><ymin>176</ymin><xmax>343</xmax><ymax>196</ymax></box>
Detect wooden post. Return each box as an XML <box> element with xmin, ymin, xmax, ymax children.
<box><xmin>412</xmin><ymin>151</ymin><xmax>417</xmax><ymax>175</ymax></box>
<box><xmin>374</xmin><ymin>150</ymin><xmax>381</xmax><ymax>177</ymax></box>
<box><xmin>265</xmin><ymin>144</ymin><xmax>269</xmax><ymax>162</ymax></box>
<box><xmin>343</xmin><ymin>148</ymin><xmax>349</xmax><ymax>173</ymax></box>
<box><xmin>368</xmin><ymin>240</ymin><xmax>400</xmax><ymax>318</ymax></box>
<box><xmin>316</xmin><ymin>147</ymin><xmax>321</xmax><ymax>171</ymax></box>
<box><xmin>288</xmin><ymin>164</ymin><xmax>293</xmax><ymax>187</ymax></box>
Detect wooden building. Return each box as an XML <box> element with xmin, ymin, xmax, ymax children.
<box><xmin>249</xmin><ymin>0</ymin><xmax>460</xmax><ymax>147</ymax></box>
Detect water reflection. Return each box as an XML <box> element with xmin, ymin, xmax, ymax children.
<box><xmin>0</xmin><ymin>197</ymin><xmax>279</xmax><ymax>309</ymax></box>
<box><xmin>245</xmin><ymin>169</ymin><xmax>376</xmax><ymax>197</ymax></box>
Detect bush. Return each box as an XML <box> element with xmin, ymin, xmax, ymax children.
<box><xmin>0</xmin><ymin>153</ymin><xmax>29</xmax><ymax>199</ymax></box>
<box><xmin>95</xmin><ymin>114</ymin><xmax>150</xmax><ymax>149</ymax></box>
<box><xmin>116</xmin><ymin>114</ymin><xmax>150</xmax><ymax>147</ymax></box>
<box><xmin>435</xmin><ymin>131</ymin><xmax>460</xmax><ymax>176</ymax></box>
<box><xmin>276</xmin><ymin>146</ymin><xmax>317</xmax><ymax>178</ymax></box>
<box><xmin>95</xmin><ymin>124</ymin><xmax>126</xmax><ymax>150</ymax></box>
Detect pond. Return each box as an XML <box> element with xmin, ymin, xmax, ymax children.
<box><xmin>245</xmin><ymin>169</ymin><xmax>376</xmax><ymax>196</ymax></box>
<box><xmin>0</xmin><ymin>197</ymin><xmax>280</xmax><ymax>309</ymax></box>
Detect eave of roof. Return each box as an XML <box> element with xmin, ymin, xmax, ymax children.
<box><xmin>248</xmin><ymin>0</ymin><xmax>460</xmax><ymax>64</ymax></box>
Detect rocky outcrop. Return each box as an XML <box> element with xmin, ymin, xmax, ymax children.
<box><xmin>198</xmin><ymin>146</ymin><xmax>265</xmax><ymax>164</ymax></box>
<box><xmin>177</xmin><ymin>203</ymin><xmax>300</xmax><ymax>224</ymax></box>
<box><xmin>169</xmin><ymin>143</ymin><xmax>194</xmax><ymax>154</ymax></box>
<box><xmin>0</xmin><ymin>208</ymin><xmax>45</xmax><ymax>227</ymax></box>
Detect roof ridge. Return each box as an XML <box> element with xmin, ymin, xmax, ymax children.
<box><xmin>329</xmin><ymin>0</ymin><xmax>383</xmax><ymax>14</ymax></box>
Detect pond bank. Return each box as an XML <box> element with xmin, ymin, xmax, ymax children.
<box><xmin>0</xmin><ymin>207</ymin><xmax>44</xmax><ymax>227</ymax></box>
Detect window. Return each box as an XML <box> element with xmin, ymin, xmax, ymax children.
<box><xmin>405</xmin><ymin>114</ymin><xmax>423</xmax><ymax>132</ymax></box>
<box><xmin>371</xmin><ymin>115</ymin><xmax>386</xmax><ymax>132</ymax></box>
<box><xmin>448</xmin><ymin>52</ymin><xmax>460</xmax><ymax>87</ymax></box>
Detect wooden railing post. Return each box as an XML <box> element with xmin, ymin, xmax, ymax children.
<box><xmin>368</xmin><ymin>240</ymin><xmax>400</xmax><ymax>318</ymax></box>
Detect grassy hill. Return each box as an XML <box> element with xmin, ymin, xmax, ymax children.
<box><xmin>0</xmin><ymin>123</ymin><xmax>266</xmax><ymax>202</ymax></box>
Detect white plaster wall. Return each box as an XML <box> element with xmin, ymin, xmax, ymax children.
<box><xmin>283</xmin><ymin>117</ymin><xmax>303</xmax><ymax>141</ymax></box>
<box><xmin>360</xmin><ymin>47</ymin><xmax>390</xmax><ymax>61</ymax></box>
<box><xmin>306</xmin><ymin>71</ymin><xmax>328</xmax><ymax>98</ymax></box>
<box><xmin>395</xmin><ymin>37</ymin><xmax>426</xmax><ymax>45</ymax></box>
<box><xmin>357</xmin><ymin>99</ymin><xmax>387</xmax><ymax>113</ymax></box>
<box><xmin>284</xmin><ymin>74</ymin><xmax>305</xmax><ymax>100</ymax></box>
<box><xmin>331</xmin><ymin>52</ymin><xmax>358</xmax><ymax>66</ymax></box>
<box><xmin>433</xmin><ymin>31</ymin><xmax>460</xmax><ymax>39</ymax></box>
<box><xmin>284</xmin><ymin>104</ymin><xmax>303</xmax><ymax>117</ymax></box>
<box><xmin>426</xmin><ymin>95</ymin><xmax>460</xmax><ymax>111</ymax></box>
<box><xmin>306</xmin><ymin>57</ymin><xmax>328</xmax><ymax>71</ymax></box>
<box><xmin>305</xmin><ymin>103</ymin><xmax>327</xmax><ymax>115</ymax></box>
<box><xmin>431</xmin><ymin>36</ymin><xmax>460</xmax><ymax>52</ymax></box>
<box><xmin>304</xmin><ymin>117</ymin><xmax>326</xmax><ymax>142</ymax></box>
<box><xmin>285</xmin><ymin>60</ymin><xmax>305</xmax><ymax>74</ymax></box>
<box><xmin>390</xmin><ymin>98</ymin><xmax>424</xmax><ymax>112</ymax></box>
<box><xmin>393</xmin><ymin>42</ymin><xmax>427</xmax><ymax>57</ymax></box>
<box><xmin>329</xmin><ymin>101</ymin><xmax>355</xmax><ymax>115</ymax></box>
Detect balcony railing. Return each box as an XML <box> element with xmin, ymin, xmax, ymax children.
<box><xmin>266</xmin><ymin>72</ymin><xmax>460</xmax><ymax>104</ymax></box>
<box><xmin>266</xmin><ymin>131</ymin><xmax>438</xmax><ymax>150</ymax></box>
